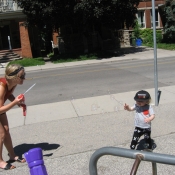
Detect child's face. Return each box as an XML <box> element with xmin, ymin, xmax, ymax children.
<box><xmin>136</xmin><ymin>100</ymin><xmax>147</xmax><ymax>106</ymax></box>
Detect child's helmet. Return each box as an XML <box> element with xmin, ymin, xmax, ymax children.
<box><xmin>134</xmin><ymin>90</ymin><xmax>151</xmax><ymax>101</ymax></box>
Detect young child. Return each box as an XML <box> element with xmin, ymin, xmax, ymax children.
<box><xmin>124</xmin><ymin>90</ymin><xmax>155</xmax><ymax>150</ymax></box>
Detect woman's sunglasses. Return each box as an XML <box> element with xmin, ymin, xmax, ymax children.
<box><xmin>19</xmin><ymin>73</ymin><xmax>26</xmax><ymax>80</ymax></box>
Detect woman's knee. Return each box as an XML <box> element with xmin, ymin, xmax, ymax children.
<box><xmin>0</xmin><ymin>130</ymin><xmax>6</xmax><ymax>141</ymax></box>
<box><xmin>3</xmin><ymin>125</ymin><xmax>10</xmax><ymax>134</ymax></box>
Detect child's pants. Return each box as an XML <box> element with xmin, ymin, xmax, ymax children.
<box><xmin>130</xmin><ymin>127</ymin><xmax>152</xmax><ymax>150</ymax></box>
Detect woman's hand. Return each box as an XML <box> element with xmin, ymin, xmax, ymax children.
<box><xmin>15</xmin><ymin>94</ymin><xmax>24</xmax><ymax>104</ymax></box>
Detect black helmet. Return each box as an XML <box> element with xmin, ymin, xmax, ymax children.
<box><xmin>134</xmin><ymin>90</ymin><xmax>151</xmax><ymax>101</ymax></box>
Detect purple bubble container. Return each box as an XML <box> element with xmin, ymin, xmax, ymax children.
<box><xmin>24</xmin><ymin>148</ymin><xmax>48</xmax><ymax>175</ymax></box>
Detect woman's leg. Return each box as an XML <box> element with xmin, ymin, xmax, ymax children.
<box><xmin>1</xmin><ymin>113</ymin><xmax>25</xmax><ymax>162</ymax></box>
<box><xmin>0</xmin><ymin>114</ymin><xmax>15</xmax><ymax>169</ymax></box>
<box><xmin>0</xmin><ymin>113</ymin><xmax>16</xmax><ymax>159</ymax></box>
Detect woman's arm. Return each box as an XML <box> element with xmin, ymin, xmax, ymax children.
<box><xmin>8</xmin><ymin>94</ymin><xmax>15</xmax><ymax>102</ymax></box>
<box><xmin>0</xmin><ymin>85</ymin><xmax>23</xmax><ymax>114</ymax></box>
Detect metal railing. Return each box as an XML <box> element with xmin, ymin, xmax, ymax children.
<box><xmin>89</xmin><ymin>147</ymin><xmax>175</xmax><ymax>175</ymax></box>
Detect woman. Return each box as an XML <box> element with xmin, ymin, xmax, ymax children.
<box><xmin>0</xmin><ymin>64</ymin><xmax>26</xmax><ymax>170</ymax></box>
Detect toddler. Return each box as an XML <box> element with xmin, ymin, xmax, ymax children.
<box><xmin>124</xmin><ymin>90</ymin><xmax>155</xmax><ymax>150</ymax></box>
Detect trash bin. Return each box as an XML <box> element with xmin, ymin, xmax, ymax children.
<box><xmin>136</xmin><ymin>38</ymin><xmax>142</xmax><ymax>46</ymax></box>
<box><xmin>53</xmin><ymin>47</ymin><xmax>58</xmax><ymax>55</ymax></box>
<box><xmin>130</xmin><ymin>37</ymin><xmax>136</xmax><ymax>46</ymax></box>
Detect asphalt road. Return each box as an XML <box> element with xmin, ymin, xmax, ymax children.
<box><xmin>3</xmin><ymin>57</ymin><xmax>175</xmax><ymax>106</ymax></box>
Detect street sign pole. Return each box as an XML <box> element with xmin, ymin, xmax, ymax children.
<box><xmin>152</xmin><ymin>0</ymin><xmax>158</xmax><ymax>106</ymax></box>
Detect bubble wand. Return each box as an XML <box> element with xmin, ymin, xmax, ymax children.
<box><xmin>18</xmin><ymin>83</ymin><xmax>36</xmax><ymax>116</ymax></box>
<box><xmin>23</xmin><ymin>83</ymin><xmax>36</xmax><ymax>95</ymax></box>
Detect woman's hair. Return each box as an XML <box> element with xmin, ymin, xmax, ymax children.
<box><xmin>5</xmin><ymin>64</ymin><xmax>24</xmax><ymax>80</ymax></box>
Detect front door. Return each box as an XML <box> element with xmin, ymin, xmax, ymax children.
<box><xmin>0</xmin><ymin>25</ymin><xmax>10</xmax><ymax>50</ymax></box>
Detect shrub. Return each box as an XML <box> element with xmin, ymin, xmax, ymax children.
<box><xmin>140</xmin><ymin>29</ymin><xmax>162</xmax><ymax>44</ymax></box>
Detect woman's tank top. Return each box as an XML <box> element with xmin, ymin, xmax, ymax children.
<box><xmin>0</xmin><ymin>77</ymin><xmax>15</xmax><ymax>102</ymax></box>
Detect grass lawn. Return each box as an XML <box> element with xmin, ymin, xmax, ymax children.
<box><xmin>142</xmin><ymin>43</ymin><xmax>175</xmax><ymax>50</ymax></box>
<box><xmin>7</xmin><ymin>57</ymin><xmax>45</xmax><ymax>67</ymax></box>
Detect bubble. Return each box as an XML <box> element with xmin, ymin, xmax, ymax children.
<box><xmin>91</xmin><ymin>102</ymin><xmax>99</xmax><ymax>111</ymax></box>
<box><xmin>110</xmin><ymin>94</ymin><xmax>115</xmax><ymax>101</ymax></box>
<box><xmin>128</xmin><ymin>130</ymin><xmax>133</xmax><ymax>137</ymax></box>
<box><xmin>106</xmin><ymin>112</ymin><xmax>110</xmax><ymax>117</ymax></box>
<box><xmin>91</xmin><ymin>104</ymin><xmax>97</xmax><ymax>111</ymax></box>
<box><xmin>101</xmin><ymin>109</ymin><xmax>105</xmax><ymax>115</ymax></box>
<box><xmin>119</xmin><ymin>101</ymin><xmax>123</xmax><ymax>105</ymax></box>
<box><xmin>114</xmin><ymin>106</ymin><xmax>118</xmax><ymax>112</ymax></box>
<box><xmin>78</xmin><ymin>115</ymin><xmax>83</xmax><ymax>123</ymax></box>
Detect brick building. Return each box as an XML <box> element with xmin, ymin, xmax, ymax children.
<box><xmin>137</xmin><ymin>0</ymin><xmax>165</xmax><ymax>29</ymax></box>
<box><xmin>0</xmin><ymin>0</ymin><xmax>33</xmax><ymax>59</ymax></box>
<box><xmin>0</xmin><ymin>0</ymin><xmax>166</xmax><ymax>60</ymax></box>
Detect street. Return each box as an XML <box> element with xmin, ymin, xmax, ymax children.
<box><xmin>3</xmin><ymin>56</ymin><xmax>175</xmax><ymax>106</ymax></box>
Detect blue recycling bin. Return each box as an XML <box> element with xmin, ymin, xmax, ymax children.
<box><xmin>136</xmin><ymin>39</ymin><xmax>142</xmax><ymax>46</ymax></box>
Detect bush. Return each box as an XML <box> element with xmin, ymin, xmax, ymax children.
<box><xmin>140</xmin><ymin>29</ymin><xmax>163</xmax><ymax>44</ymax></box>
<box><xmin>133</xmin><ymin>20</ymin><xmax>141</xmax><ymax>39</ymax></box>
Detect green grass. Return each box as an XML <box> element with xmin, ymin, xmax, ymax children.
<box><xmin>48</xmin><ymin>53</ymin><xmax>98</xmax><ymax>63</ymax></box>
<box><xmin>48</xmin><ymin>50</ymin><xmax>123</xmax><ymax>63</ymax></box>
<box><xmin>142</xmin><ymin>43</ymin><xmax>175</xmax><ymax>50</ymax></box>
<box><xmin>8</xmin><ymin>57</ymin><xmax>45</xmax><ymax>67</ymax></box>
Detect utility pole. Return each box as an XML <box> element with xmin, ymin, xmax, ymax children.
<box><xmin>151</xmin><ymin>0</ymin><xmax>159</xmax><ymax>106</ymax></box>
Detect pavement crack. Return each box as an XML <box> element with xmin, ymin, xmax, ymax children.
<box><xmin>70</xmin><ymin>100</ymin><xmax>79</xmax><ymax>117</ymax></box>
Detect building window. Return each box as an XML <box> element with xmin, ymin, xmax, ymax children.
<box><xmin>150</xmin><ymin>9</ymin><xmax>159</xmax><ymax>27</ymax></box>
<box><xmin>137</xmin><ymin>10</ymin><xmax>145</xmax><ymax>28</ymax></box>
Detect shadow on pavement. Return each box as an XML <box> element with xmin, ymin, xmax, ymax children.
<box><xmin>13</xmin><ymin>142</ymin><xmax>60</xmax><ymax>157</ymax></box>
<box><xmin>96</xmin><ymin>46</ymin><xmax>152</xmax><ymax>60</ymax></box>
<box><xmin>136</xmin><ymin>139</ymin><xmax>157</xmax><ymax>151</ymax></box>
<box><xmin>48</xmin><ymin>46</ymin><xmax>152</xmax><ymax>62</ymax></box>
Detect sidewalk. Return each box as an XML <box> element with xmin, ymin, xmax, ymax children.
<box><xmin>1</xmin><ymin>47</ymin><xmax>175</xmax><ymax>74</ymax></box>
<box><xmin>1</xmin><ymin>47</ymin><xmax>175</xmax><ymax>174</ymax></box>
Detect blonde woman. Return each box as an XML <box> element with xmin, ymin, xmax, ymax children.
<box><xmin>0</xmin><ymin>64</ymin><xmax>26</xmax><ymax>170</ymax></box>
<box><xmin>124</xmin><ymin>90</ymin><xmax>155</xmax><ymax>150</ymax></box>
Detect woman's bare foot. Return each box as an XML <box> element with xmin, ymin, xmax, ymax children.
<box><xmin>8</xmin><ymin>155</ymin><xmax>26</xmax><ymax>163</ymax></box>
<box><xmin>0</xmin><ymin>160</ymin><xmax>16</xmax><ymax>170</ymax></box>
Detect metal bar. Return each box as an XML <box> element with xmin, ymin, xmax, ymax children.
<box><xmin>151</xmin><ymin>0</ymin><xmax>158</xmax><ymax>106</ymax></box>
<box><xmin>143</xmin><ymin>149</ymin><xmax>157</xmax><ymax>175</ymax></box>
<box><xmin>152</xmin><ymin>162</ymin><xmax>157</xmax><ymax>175</ymax></box>
<box><xmin>130</xmin><ymin>154</ymin><xmax>144</xmax><ymax>175</ymax></box>
<box><xmin>89</xmin><ymin>147</ymin><xmax>175</xmax><ymax>175</ymax></box>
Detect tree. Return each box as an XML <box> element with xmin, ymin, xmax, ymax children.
<box><xmin>162</xmin><ymin>0</ymin><xmax>175</xmax><ymax>42</ymax></box>
<box><xmin>17</xmin><ymin>0</ymin><xmax>140</xmax><ymax>52</ymax></box>
<box><xmin>74</xmin><ymin>0</ymin><xmax>139</xmax><ymax>31</ymax></box>
<box><xmin>18</xmin><ymin>0</ymin><xmax>139</xmax><ymax>30</ymax></box>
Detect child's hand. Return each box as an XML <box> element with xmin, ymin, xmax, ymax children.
<box><xmin>124</xmin><ymin>103</ymin><xmax>130</xmax><ymax>111</ymax></box>
<box><xmin>144</xmin><ymin>117</ymin><xmax>150</xmax><ymax>123</ymax></box>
